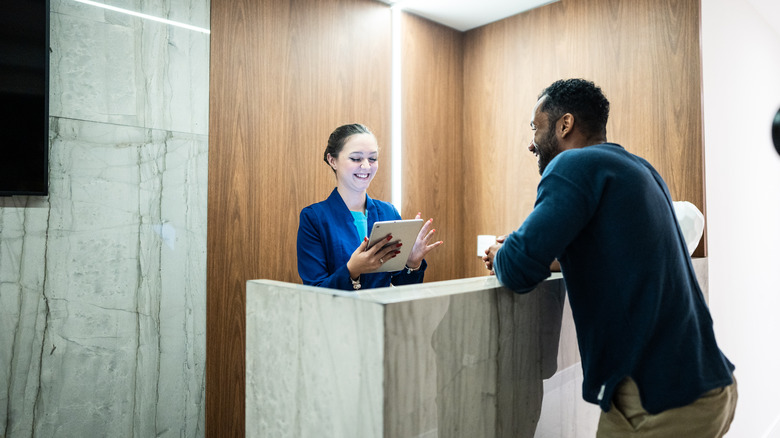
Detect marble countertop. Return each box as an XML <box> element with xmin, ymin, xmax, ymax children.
<box><xmin>248</xmin><ymin>273</ymin><xmax>564</xmax><ymax>305</ymax></box>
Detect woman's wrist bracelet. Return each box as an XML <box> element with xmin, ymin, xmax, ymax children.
<box><xmin>405</xmin><ymin>264</ymin><xmax>421</xmax><ymax>274</ymax></box>
<box><xmin>350</xmin><ymin>275</ymin><xmax>361</xmax><ymax>290</ymax></box>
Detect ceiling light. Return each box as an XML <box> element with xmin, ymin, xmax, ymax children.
<box><xmin>72</xmin><ymin>0</ymin><xmax>210</xmax><ymax>34</ymax></box>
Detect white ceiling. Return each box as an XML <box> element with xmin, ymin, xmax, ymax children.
<box><xmin>378</xmin><ymin>0</ymin><xmax>780</xmax><ymax>36</ymax></box>
<box><xmin>376</xmin><ymin>0</ymin><xmax>559</xmax><ymax>32</ymax></box>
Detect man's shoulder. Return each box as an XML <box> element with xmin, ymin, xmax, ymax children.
<box><xmin>554</xmin><ymin>143</ymin><xmax>632</xmax><ymax>167</ymax></box>
<box><xmin>565</xmin><ymin>142</ymin><xmax>624</xmax><ymax>157</ymax></box>
<box><xmin>544</xmin><ymin>144</ymin><xmax>640</xmax><ymax>184</ymax></box>
<box><xmin>551</xmin><ymin>143</ymin><xmax>661</xmax><ymax>188</ymax></box>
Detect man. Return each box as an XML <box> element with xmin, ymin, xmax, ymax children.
<box><xmin>483</xmin><ymin>79</ymin><xmax>737</xmax><ymax>437</ymax></box>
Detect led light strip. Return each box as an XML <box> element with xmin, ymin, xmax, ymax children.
<box><xmin>73</xmin><ymin>0</ymin><xmax>210</xmax><ymax>34</ymax></box>
<box><xmin>391</xmin><ymin>5</ymin><xmax>402</xmax><ymax>211</ymax></box>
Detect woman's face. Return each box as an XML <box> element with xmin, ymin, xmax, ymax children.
<box><xmin>328</xmin><ymin>133</ymin><xmax>379</xmax><ymax>193</ymax></box>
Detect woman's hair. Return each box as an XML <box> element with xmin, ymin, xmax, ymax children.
<box><xmin>324</xmin><ymin>124</ymin><xmax>374</xmax><ymax>170</ymax></box>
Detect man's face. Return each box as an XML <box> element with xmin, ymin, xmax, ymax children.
<box><xmin>529</xmin><ymin>96</ymin><xmax>562</xmax><ymax>175</ymax></box>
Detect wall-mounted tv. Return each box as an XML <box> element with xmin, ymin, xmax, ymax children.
<box><xmin>0</xmin><ymin>0</ymin><xmax>49</xmax><ymax>196</ymax></box>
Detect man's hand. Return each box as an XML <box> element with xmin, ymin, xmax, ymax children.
<box><xmin>482</xmin><ymin>235</ymin><xmax>506</xmax><ymax>275</ymax></box>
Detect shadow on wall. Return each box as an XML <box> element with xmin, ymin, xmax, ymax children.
<box><xmin>773</xmin><ymin>106</ymin><xmax>780</xmax><ymax>156</ymax></box>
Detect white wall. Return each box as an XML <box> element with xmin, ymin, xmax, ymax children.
<box><xmin>702</xmin><ymin>1</ymin><xmax>780</xmax><ymax>436</ymax></box>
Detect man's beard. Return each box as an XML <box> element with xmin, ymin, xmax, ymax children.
<box><xmin>536</xmin><ymin>126</ymin><xmax>560</xmax><ymax>175</ymax></box>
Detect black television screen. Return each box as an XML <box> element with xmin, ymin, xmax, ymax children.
<box><xmin>0</xmin><ymin>0</ymin><xmax>49</xmax><ymax>196</ymax></box>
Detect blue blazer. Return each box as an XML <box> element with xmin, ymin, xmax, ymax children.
<box><xmin>297</xmin><ymin>188</ymin><xmax>426</xmax><ymax>290</ymax></box>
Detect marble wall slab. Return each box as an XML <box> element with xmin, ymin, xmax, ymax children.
<box><xmin>0</xmin><ymin>0</ymin><xmax>209</xmax><ymax>436</ymax></box>
<box><xmin>247</xmin><ymin>283</ymin><xmax>385</xmax><ymax>438</ymax></box>
<box><xmin>246</xmin><ymin>277</ymin><xmax>573</xmax><ymax>438</ymax></box>
<box><xmin>49</xmin><ymin>0</ymin><xmax>210</xmax><ymax>135</ymax></box>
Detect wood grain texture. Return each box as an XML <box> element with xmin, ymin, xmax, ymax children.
<box><xmin>210</xmin><ymin>0</ymin><xmax>706</xmax><ymax>433</ymax></box>
<box><xmin>207</xmin><ymin>0</ymin><xmax>391</xmax><ymax>436</ymax></box>
<box><xmin>462</xmin><ymin>0</ymin><xmax>706</xmax><ymax>278</ymax></box>
<box><xmin>401</xmin><ymin>13</ymin><xmax>465</xmax><ymax>282</ymax></box>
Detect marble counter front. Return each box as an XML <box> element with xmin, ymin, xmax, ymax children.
<box><xmin>246</xmin><ymin>275</ymin><xmax>593</xmax><ymax>438</ymax></box>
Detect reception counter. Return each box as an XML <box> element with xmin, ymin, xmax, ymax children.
<box><xmin>246</xmin><ymin>261</ymin><xmax>707</xmax><ymax>437</ymax></box>
<box><xmin>247</xmin><ymin>273</ymin><xmax>595</xmax><ymax>437</ymax></box>
<box><xmin>246</xmin><ymin>259</ymin><xmax>707</xmax><ymax>438</ymax></box>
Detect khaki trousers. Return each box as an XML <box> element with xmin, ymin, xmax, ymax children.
<box><xmin>596</xmin><ymin>375</ymin><xmax>738</xmax><ymax>438</ymax></box>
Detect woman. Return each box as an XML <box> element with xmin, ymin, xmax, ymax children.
<box><xmin>297</xmin><ymin>124</ymin><xmax>442</xmax><ymax>290</ymax></box>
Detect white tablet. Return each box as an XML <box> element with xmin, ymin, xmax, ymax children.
<box><xmin>366</xmin><ymin>219</ymin><xmax>424</xmax><ymax>273</ymax></box>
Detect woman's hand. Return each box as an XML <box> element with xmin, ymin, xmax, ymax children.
<box><xmin>406</xmin><ymin>212</ymin><xmax>444</xmax><ymax>269</ymax></box>
<box><xmin>346</xmin><ymin>235</ymin><xmax>402</xmax><ymax>279</ymax></box>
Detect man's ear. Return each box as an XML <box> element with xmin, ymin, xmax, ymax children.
<box><xmin>559</xmin><ymin>113</ymin><xmax>574</xmax><ymax>138</ymax></box>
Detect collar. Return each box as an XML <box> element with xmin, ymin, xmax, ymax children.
<box><xmin>326</xmin><ymin>187</ymin><xmax>378</xmax><ymax>221</ymax></box>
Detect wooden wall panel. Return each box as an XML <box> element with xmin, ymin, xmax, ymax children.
<box><xmin>208</xmin><ymin>0</ymin><xmax>706</xmax><ymax>433</ymax></box>
<box><xmin>462</xmin><ymin>0</ymin><xmax>705</xmax><ymax>278</ymax></box>
<box><xmin>207</xmin><ymin>0</ymin><xmax>391</xmax><ymax>435</ymax></box>
<box><xmin>401</xmin><ymin>13</ymin><xmax>465</xmax><ymax>282</ymax></box>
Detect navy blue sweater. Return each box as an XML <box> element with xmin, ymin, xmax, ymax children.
<box><xmin>494</xmin><ymin>143</ymin><xmax>734</xmax><ymax>414</ymax></box>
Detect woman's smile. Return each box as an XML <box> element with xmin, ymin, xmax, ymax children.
<box><xmin>328</xmin><ymin>133</ymin><xmax>379</xmax><ymax>196</ymax></box>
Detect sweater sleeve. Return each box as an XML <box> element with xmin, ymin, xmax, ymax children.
<box><xmin>495</xmin><ymin>153</ymin><xmax>600</xmax><ymax>293</ymax></box>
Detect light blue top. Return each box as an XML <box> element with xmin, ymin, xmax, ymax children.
<box><xmin>350</xmin><ymin>210</ymin><xmax>368</xmax><ymax>240</ymax></box>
